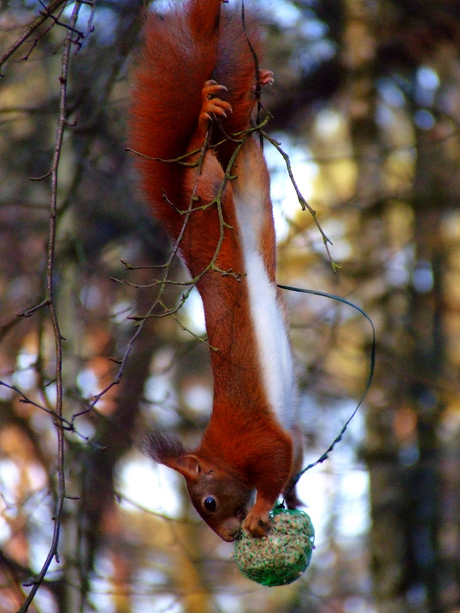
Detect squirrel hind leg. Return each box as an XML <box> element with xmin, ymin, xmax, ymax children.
<box><xmin>284</xmin><ymin>485</ymin><xmax>302</xmax><ymax>510</ymax></box>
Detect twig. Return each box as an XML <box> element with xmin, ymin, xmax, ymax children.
<box><xmin>0</xmin><ymin>382</ymin><xmax>70</xmax><ymax>426</ymax></box>
<box><xmin>261</xmin><ymin>130</ymin><xmax>339</xmax><ymax>272</ymax></box>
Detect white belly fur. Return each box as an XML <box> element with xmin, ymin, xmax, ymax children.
<box><xmin>232</xmin><ymin>139</ymin><xmax>297</xmax><ymax>427</ymax></box>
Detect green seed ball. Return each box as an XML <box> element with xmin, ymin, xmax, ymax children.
<box><xmin>234</xmin><ymin>508</ymin><xmax>315</xmax><ymax>587</ymax></box>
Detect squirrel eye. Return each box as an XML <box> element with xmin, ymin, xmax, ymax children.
<box><xmin>203</xmin><ymin>497</ymin><xmax>217</xmax><ymax>512</ymax></box>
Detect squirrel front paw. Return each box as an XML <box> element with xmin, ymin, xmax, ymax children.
<box><xmin>243</xmin><ymin>508</ymin><xmax>271</xmax><ymax>538</ymax></box>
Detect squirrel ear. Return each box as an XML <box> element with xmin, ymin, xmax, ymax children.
<box><xmin>142</xmin><ymin>433</ymin><xmax>204</xmax><ymax>481</ymax></box>
<box><xmin>174</xmin><ymin>455</ymin><xmax>202</xmax><ymax>480</ymax></box>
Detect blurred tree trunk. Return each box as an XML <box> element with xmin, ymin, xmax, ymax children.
<box><xmin>342</xmin><ymin>1</ymin><xmax>460</xmax><ymax>611</ymax></box>
<box><xmin>341</xmin><ymin>2</ymin><xmax>409</xmax><ymax>611</ymax></box>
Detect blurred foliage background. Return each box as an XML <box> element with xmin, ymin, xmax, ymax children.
<box><xmin>1</xmin><ymin>0</ymin><xmax>460</xmax><ymax>612</ymax></box>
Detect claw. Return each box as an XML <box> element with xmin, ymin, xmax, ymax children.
<box><xmin>198</xmin><ymin>79</ymin><xmax>233</xmax><ymax>132</ymax></box>
<box><xmin>202</xmin><ymin>80</ymin><xmax>229</xmax><ymax>101</ymax></box>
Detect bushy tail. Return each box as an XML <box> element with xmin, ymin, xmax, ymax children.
<box><xmin>129</xmin><ymin>0</ymin><xmax>262</xmax><ymax>239</ymax></box>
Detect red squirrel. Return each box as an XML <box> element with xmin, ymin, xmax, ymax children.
<box><xmin>130</xmin><ymin>0</ymin><xmax>303</xmax><ymax>542</ymax></box>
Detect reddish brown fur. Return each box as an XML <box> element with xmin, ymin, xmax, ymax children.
<box><xmin>130</xmin><ymin>0</ymin><xmax>261</xmax><ymax>235</ymax></box>
<box><xmin>130</xmin><ymin>0</ymin><xmax>302</xmax><ymax>542</ymax></box>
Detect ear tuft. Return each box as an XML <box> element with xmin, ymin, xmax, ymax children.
<box><xmin>141</xmin><ymin>431</ymin><xmax>187</xmax><ymax>465</ymax></box>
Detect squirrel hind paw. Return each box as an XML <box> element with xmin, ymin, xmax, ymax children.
<box><xmin>202</xmin><ymin>80</ymin><xmax>229</xmax><ymax>101</ymax></box>
<box><xmin>198</xmin><ymin>80</ymin><xmax>233</xmax><ymax>132</ymax></box>
<box><xmin>259</xmin><ymin>69</ymin><xmax>274</xmax><ymax>87</ymax></box>
<box><xmin>205</xmin><ymin>99</ymin><xmax>232</xmax><ymax>117</ymax></box>
<box><xmin>198</xmin><ymin>99</ymin><xmax>233</xmax><ymax>132</ymax></box>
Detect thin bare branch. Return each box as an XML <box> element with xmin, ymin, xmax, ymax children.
<box><xmin>261</xmin><ymin>129</ymin><xmax>339</xmax><ymax>272</ymax></box>
<box><xmin>0</xmin><ymin>0</ymin><xmax>67</xmax><ymax>74</ymax></box>
<box><xmin>16</xmin><ymin>3</ymin><xmax>83</xmax><ymax>611</ymax></box>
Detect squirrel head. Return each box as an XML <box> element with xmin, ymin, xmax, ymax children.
<box><xmin>144</xmin><ymin>432</ymin><xmax>254</xmax><ymax>541</ymax></box>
